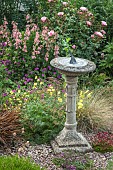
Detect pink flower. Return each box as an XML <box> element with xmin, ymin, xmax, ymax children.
<box><xmin>100</xmin><ymin>30</ymin><xmax>106</xmax><ymax>35</ymax></box>
<box><xmin>86</xmin><ymin>21</ymin><xmax>92</xmax><ymax>26</ymax></box>
<box><xmin>94</xmin><ymin>31</ymin><xmax>104</xmax><ymax>38</ymax></box>
<box><xmin>80</xmin><ymin>7</ymin><xmax>88</xmax><ymax>12</ymax></box>
<box><xmin>72</xmin><ymin>45</ymin><xmax>76</xmax><ymax>49</ymax></box>
<box><xmin>26</xmin><ymin>14</ymin><xmax>30</xmax><ymax>20</ymax></box>
<box><xmin>101</xmin><ymin>21</ymin><xmax>107</xmax><ymax>26</ymax></box>
<box><xmin>48</xmin><ymin>30</ymin><xmax>55</xmax><ymax>37</ymax></box>
<box><xmin>32</xmin><ymin>56</ymin><xmax>36</xmax><ymax>59</ymax></box>
<box><xmin>62</xmin><ymin>2</ymin><xmax>68</xmax><ymax>6</ymax></box>
<box><xmin>41</xmin><ymin>16</ymin><xmax>47</xmax><ymax>22</ymax></box>
<box><xmin>58</xmin><ymin>12</ymin><xmax>64</xmax><ymax>16</ymax></box>
<box><xmin>48</xmin><ymin>0</ymin><xmax>53</xmax><ymax>2</ymax></box>
<box><xmin>87</xmin><ymin>12</ymin><xmax>93</xmax><ymax>16</ymax></box>
<box><xmin>91</xmin><ymin>34</ymin><xmax>95</xmax><ymax>39</ymax></box>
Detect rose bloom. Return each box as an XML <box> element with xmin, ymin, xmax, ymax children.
<box><xmin>48</xmin><ymin>30</ymin><xmax>55</xmax><ymax>36</ymax></box>
<box><xmin>58</xmin><ymin>12</ymin><xmax>64</xmax><ymax>16</ymax></box>
<box><xmin>101</xmin><ymin>30</ymin><xmax>106</xmax><ymax>35</ymax></box>
<box><xmin>101</xmin><ymin>21</ymin><xmax>107</xmax><ymax>26</ymax></box>
<box><xmin>41</xmin><ymin>16</ymin><xmax>47</xmax><ymax>22</ymax></box>
<box><xmin>48</xmin><ymin>0</ymin><xmax>53</xmax><ymax>2</ymax></box>
<box><xmin>86</xmin><ymin>21</ymin><xmax>92</xmax><ymax>26</ymax></box>
<box><xmin>91</xmin><ymin>34</ymin><xmax>95</xmax><ymax>39</ymax></box>
<box><xmin>72</xmin><ymin>45</ymin><xmax>76</xmax><ymax>49</ymax></box>
<box><xmin>80</xmin><ymin>7</ymin><xmax>88</xmax><ymax>12</ymax></box>
<box><xmin>94</xmin><ymin>31</ymin><xmax>103</xmax><ymax>38</ymax></box>
<box><xmin>62</xmin><ymin>2</ymin><xmax>68</xmax><ymax>6</ymax></box>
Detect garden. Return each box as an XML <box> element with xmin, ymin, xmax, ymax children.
<box><xmin>0</xmin><ymin>0</ymin><xmax>113</xmax><ymax>169</ymax></box>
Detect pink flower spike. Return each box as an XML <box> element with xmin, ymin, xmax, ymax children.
<box><xmin>86</xmin><ymin>21</ymin><xmax>92</xmax><ymax>26</ymax></box>
<box><xmin>62</xmin><ymin>2</ymin><xmax>68</xmax><ymax>6</ymax></box>
<box><xmin>72</xmin><ymin>45</ymin><xmax>76</xmax><ymax>49</ymax></box>
<box><xmin>101</xmin><ymin>21</ymin><xmax>107</xmax><ymax>26</ymax></box>
<box><xmin>41</xmin><ymin>16</ymin><xmax>47</xmax><ymax>22</ymax></box>
<box><xmin>58</xmin><ymin>12</ymin><xmax>64</xmax><ymax>16</ymax></box>
<box><xmin>48</xmin><ymin>30</ymin><xmax>55</xmax><ymax>37</ymax></box>
<box><xmin>80</xmin><ymin>7</ymin><xmax>88</xmax><ymax>12</ymax></box>
<box><xmin>94</xmin><ymin>31</ymin><xmax>104</xmax><ymax>38</ymax></box>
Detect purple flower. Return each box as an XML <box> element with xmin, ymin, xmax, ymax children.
<box><xmin>48</xmin><ymin>66</ymin><xmax>51</xmax><ymax>70</ymax></box>
<box><xmin>24</xmin><ymin>81</ymin><xmax>27</xmax><ymax>85</ymax></box>
<box><xmin>42</xmin><ymin>74</ymin><xmax>45</xmax><ymax>77</ymax></box>
<box><xmin>17</xmin><ymin>85</ymin><xmax>20</xmax><ymax>89</ymax></box>
<box><xmin>12</xmin><ymin>90</ymin><xmax>16</xmax><ymax>93</ymax></box>
<box><xmin>2</xmin><ymin>42</ymin><xmax>7</xmax><ymax>47</ymax></box>
<box><xmin>2</xmin><ymin>93</ymin><xmax>7</xmax><ymax>97</ymax></box>
<box><xmin>53</xmin><ymin>72</ymin><xmax>56</xmax><ymax>75</ymax></box>
<box><xmin>57</xmin><ymin>74</ymin><xmax>62</xmax><ymax>79</ymax></box>
<box><xmin>34</xmin><ymin>67</ymin><xmax>39</xmax><ymax>71</ymax></box>
<box><xmin>66</xmin><ymin>165</ymin><xmax>76</xmax><ymax>170</ymax></box>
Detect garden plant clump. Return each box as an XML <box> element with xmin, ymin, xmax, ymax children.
<box><xmin>0</xmin><ymin>0</ymin><xmax>113</xmax><ymax>170</ymax></box>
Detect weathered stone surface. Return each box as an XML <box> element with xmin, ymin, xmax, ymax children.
<box><xmin>50</xmin><ymin>57</ymin><xmax>96</xmax><ymax>153</ymax></box>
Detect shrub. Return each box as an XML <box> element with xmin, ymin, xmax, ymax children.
<box><xmin>100</xmin><ymin>41</ymin><xmax>113</xmax><ymax>77</ymax></box>
<box><xmin>0</xmin><ymin>109</ymin><xmax>21</xmax><ymax>146</ymax></box>
<box><xmin>0</xmin><ymin>155</ymin><xmax>44</xmax><ymax>170</ymax></box>
<box><xmin>0</xmin><ymin>2</ymin><xmax>107</xmax><ymax>83</ymax></box>
<box><xmin>20</xmin><ymin>79</ymin><xmax>65</xmax><ymax>144</ymax></box>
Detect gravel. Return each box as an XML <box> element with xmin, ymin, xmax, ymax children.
<box><xmin>0</xmin><ymin>135</ymin><xmax>113</xmax><ymax>170</ymax></box>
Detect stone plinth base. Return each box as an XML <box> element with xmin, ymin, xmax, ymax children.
<box><xmin>51</xmin><ymin>128</ymin><xmax>92</xmax><ymax>153</ymax></box>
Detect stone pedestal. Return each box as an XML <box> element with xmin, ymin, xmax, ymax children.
<box><xmin>50</xmin><ymin>57</ymin><xmax>96</xmax><ymax>154</ymax></box>
<box><xmin>51</xmin><ymin>76</ymin><xmax>92</xmax><ymax>153</ymax></box>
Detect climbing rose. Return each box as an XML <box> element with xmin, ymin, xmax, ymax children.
<box><xmin>58</xmin><ymin>12</ymin><xmax>64</xmax><ymax>16</ymax></box>
<box><xmin>86</xmin><ymin>21</ymin><xmax>92</xmax><ymax>26</ymax></box>
<box><xmin>101</xmin><ymin>30</ymin><xmax>106</xmax><ymax>35</ymax></box>
<box><xmin>41</xmin><ymin>17</ymin><xmax>47</xmax><ymax>22</ymax></box>
<box><xmin>72</xmin><ymin>45</ymin><xmax>76</xmax><ymax>49</ymax></box>
<box><xmin>80</xmin><ymin>7</ymin><xmax>88</xmax><ymax>12</ymax></box>
<box><xmin>91</xmin><ymin>34</ymin><xmax>95</xmax><ymax>39</ymax></box>
<box><xmin>94</xmin><ymin>31</ymin><xmax>103</xmax><ymax>38</ymax></box>
<box><xmin>62</xmin><ymin>2</ymin><xmax>68</xmax><ymax>6</ymax></box>
<box><xmin>101</xmin><ymin>21</ymin><xmax>107</xmax><ymax>26</ymax></box>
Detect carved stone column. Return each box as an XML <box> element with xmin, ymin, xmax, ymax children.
<box><xmin>51</xmin><ymin>75</ymin><xmax>92</xmax><ymax>153</ymax></box>
<box><xmin>50</xmin><ymin>57</ymin><xmax>96</xmax><ymax>153</ymax></box>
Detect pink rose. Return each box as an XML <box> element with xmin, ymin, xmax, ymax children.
<box><xmin>48</xmin><ymin>30</ymin><xmax>55</xmax><ymax>37</ymax></box>
<box><xmin>72</xmin><ymin>45</ymin><xmax>76</xmax><ymax>49</ymax></box>
<box><xmin>100</xmin><ymin>30</ymin><xmax>106</xmax><ymax>35</ymax></box>
<box><xmin>86</xmin><ymin>21</ymin><xmax>92</xmax><ymax>26</ymax></box>
<box><xmin>58</xmin><ymin>12</ymin><xmax>64</xmax><ymax>16</ymax></box>
<box><xmin>62</xmin><ymin>2</ymin><xmax>68</xmax><ymax>6</ymax></box>
<box><xmin>94</xmin><ymin>31</ymin><xmax>103</xmax><ymax>38</ymax></box>
<box><xmin>101</xmin><ymin>21</ymin><xmax>107</xmax><ymax>26</ymax></box>
<box><xmin>91</xmin><ymin>34</ymin><xmax>95</xmax><ymax>39</ymax></box>
<box><xmin>48</xmin><ymin>0</ymin><xmax>53</xmax><ymax>2</ymax></box>
<box><xmin>41</xmin><ymin>16</ymin><xmax>47</xmax><ymax>22</ymax></box>
<box><xmin>80</xmin><ymin>7</ymin><xmax>88</xmax><ymax>12</ymax></box>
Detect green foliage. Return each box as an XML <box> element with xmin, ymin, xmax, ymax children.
<box><xmin>52</xmin><ymin>151</ymin><xmax>94</xmax><ymax>170</ymax></box>
<box><xmin>0</xmin><ymin>155</ymin><xmax>44</xmax><ymax>170</ymax></box>
<box><xmin>20</xmin><ymin>87</ymin><xmax>65</xmax><ymax>144</ymax></box>
<box><xmin>106</xmin><ymin>159</ymin><xmax>113</xmax><ymax>170</ymax></box>
<box><xmin>100</xmin><ymin>42</ymin><xmax>113</xmax><ymax>76</ymax></box>
<box><xmin>0</xmin><ymin>64</ymin><xmax>16</xmax><ymax>110</ymax></box>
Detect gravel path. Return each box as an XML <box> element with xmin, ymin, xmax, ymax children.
<box><xmin>0</xmin><ymin>135</ymin><xmax>113</xmax><ymax>170</ymax></box>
